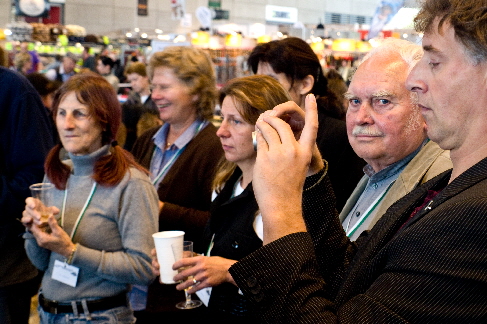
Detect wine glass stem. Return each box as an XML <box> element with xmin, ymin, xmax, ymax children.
<box><xmin>185</xmin><ymin>290</ymin><xmax>192</xmax><ymax>306</ymax></box>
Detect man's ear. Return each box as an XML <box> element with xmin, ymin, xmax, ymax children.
<box><xmin>297</xmin><ymin>75</ymin><xmax>315</xmax><ymax>95</ymax></box>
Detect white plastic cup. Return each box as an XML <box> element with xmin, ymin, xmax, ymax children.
<box><xmin>152</xmin><ymin>230</ymin><xmax>185</xmax><ymax>284</ymax></box>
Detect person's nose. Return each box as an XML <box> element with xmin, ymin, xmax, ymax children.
<box><xmin>151</xmin><ymin>87</ymin><xmax>163</xmax><ymax>100</ymax></box>
<box><xmin>406</xmin><ymin>61</ymin><xmax>427</xmax><ymax>94</ymax></box>
<box><xmin>351</xmin><ymin>102</ymin><xmax>374</xmax><ymax>125</ymax></box>
<box><xmin>216</xmin><ymin>120</ymin><xmax>230</xmax><ymax>138</ymax></box>
<box><xmin>62</xmin><ymin>114</ymin><xmax>75</xmax><ymax>130</ymax></box>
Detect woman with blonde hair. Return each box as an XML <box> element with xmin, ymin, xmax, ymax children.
<box><xmin>14</xmin><ymin>51</ymin><xmax>32</xmax><ymax>75</ymax></box>
<box><xmin>130</xmin><ymin>46</ymin><xmax>224</xmax><ymax>322</ymax></box>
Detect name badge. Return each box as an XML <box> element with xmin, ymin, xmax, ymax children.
<box><xmin>52</xmin><ymin>260</ymin><xmax>79</xmax><ymax>287</ymax></box>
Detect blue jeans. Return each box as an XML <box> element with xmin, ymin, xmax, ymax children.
<box><xmin>37</xmin><ymin>305</ymin><xmax>135</xmax><ymax>324</ymax></box>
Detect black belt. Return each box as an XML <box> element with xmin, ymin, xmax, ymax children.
<box><xmin>39</xmin><ymin>292</ymin><xmax>127</xmax><ymax>314</ymax></box>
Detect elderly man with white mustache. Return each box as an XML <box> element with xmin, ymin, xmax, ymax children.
<box><xmin>339</xmin><ymin>38</ymin><xmax>452</xmax><ymax>240</ymax></box>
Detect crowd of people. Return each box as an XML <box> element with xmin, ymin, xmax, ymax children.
<box><xmin>2</xmin><ymin>0</ymin><xmax>487</xmax><ymax>322</ymax></box>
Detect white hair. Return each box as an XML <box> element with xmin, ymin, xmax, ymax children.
<box><xmin>357</xmin><ymin>38</ymin><xmax>423</xmax><ymax>74</ymax></box>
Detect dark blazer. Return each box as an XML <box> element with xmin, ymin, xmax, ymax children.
<box><xmin>316</xmin><ymin>111</ymin><xmax>366</xmax><ymax>211</ymax></box>
<box><xmin>132</xmin><ymin>123</ymin><xmax>223</xmax><ymax>252</ymax></box>
<box><xmin>230</xmin><ymin>157</ymin><xmax>487</xmax><ymax>323</ymax></box>
<box><xmin>0</xmin><ymin>68</ymin><xmax>53</xmax><ymax>287</ymax></box>
<box><xmin>132</xmin><ymin>123</ymin><xmax>224</xmax><ymax>313</ymax></box>
<box><xmin>205</xmin><ymin>168</ymin><xmax>262</xmax><ymax>322</ymax></box>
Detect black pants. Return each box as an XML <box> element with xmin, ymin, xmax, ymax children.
<box><xmin>0</xmin><ymin>276</ymin><xmax>41</xmax><ymax>324</ymax></box>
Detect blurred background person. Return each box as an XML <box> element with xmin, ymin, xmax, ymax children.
<box><xmin>0</xmin><ymin>67</ymin><xmax>54</xmax><ymax>324</ymax></box>
<box><xmin>45</xmin><ymin>52</ymin><xmax>78</xmax><ymax>83</ymax></box>
<box><xmin>14</xmin><ymin>51</ymin><xmax>32</xmax><ymax>75</ymax></box>
<box><xmin>96</xmin><ymin>55</ymin><xmax>119</xmax><ymax>92</ymax></box>
<box><xmin>338</xmin><ymin>59</ymin><xmax>352</xmax><ymax>85</ymax></box>
<box><xmin>248</xmin><ymin>37</ymin><xmax>365</xmax><ymax>211</ymax></box>
<box><xmin>326</xmin><ymin>69</ymin><xmax>349</xmax><ymax>118</ymax></box>
<box><xmin>122</xmin><ymin>62</ymin><xmax>161</xmax><ymax>151</ymax></box>
<box><xmin>26</xmin><ymin>72</ymin><xmax>62</xmax><ymax>144</ymax></box>
<box><xmin>81</xmin><ymin>46</ymin><xmax>96</xmax><ymax>72</ymax></box>
<box><xmin>26</xmin><ymin>72</ymin><xmax>61</xmax><ymax>112</ymax></box>
<box><xmin>130</xmin><ymin>46</ymin><xmax>224</xmax><ymax>323</ymax></box>
<box><xmin>0</xmin><ymin>46</ymin><xmax>7</xmax><ymax>67</ymax></box>
<box><xmin>19</xmin><ymin>41</ymin><xmax>42</xmax><ymax>74</ymax></box>
<box><xmin>22</xmin><ymin>73</ymin><xmax>158</xmax><ymax>323</ymax></box>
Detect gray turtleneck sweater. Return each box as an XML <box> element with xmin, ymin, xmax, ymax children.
<box><xmin>24</xmin><ymin>145</ymin><xmax>158</xmax><ymax>301</ymax></box>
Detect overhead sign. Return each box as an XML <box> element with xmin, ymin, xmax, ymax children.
<box><xmin>213</xmin><ymin>9</ymin><xmax>229</xmax><ymax>20</ymax></box>
<box><xmin>265</xmin><ymin>5</ymin><xmax>297</xmax><ymax>24</ymax></box>
<box><xmin>138</xmin><ymin>0</ymin><xmax>148</xmax><ymax>16</ymax></box>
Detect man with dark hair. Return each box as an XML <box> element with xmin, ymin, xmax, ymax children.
<box><xmin>227</xmin><ymin>0</ymin><xmax>487</xmax><ymax>322</ymax></box>
<box><xmin>0</xmin><ymin>67</ymin><xmax>53</xmax><ymax>323</ymax></box>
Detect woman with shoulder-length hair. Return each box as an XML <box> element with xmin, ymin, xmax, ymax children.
<box><xmin>130</xmin><ymin>46</ymin><xmax>224</xmax><ymax>322</ymax></box>
<box><xmin>22</xmin><ymin>73</ymin><xmax>159</xmax><ymax>324</ymax></box>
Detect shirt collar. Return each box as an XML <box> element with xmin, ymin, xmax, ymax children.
<box><xmin>152</xmin><ymin>118</ymin><xmax>208</xmax><ymax>150</ymax></box>
<box><xmin>364</xmin><ymin>138</ymin><xmax>429</xmax><ymax>182</ymax></box>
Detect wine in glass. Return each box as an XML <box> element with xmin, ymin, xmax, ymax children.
<box><xmin>172</xmin><ymin>241</ymin><xmax>203</xmax><ymax>309</ymax></box>
<box><xmin>29</xmin><ymin>182</ymin><xmax>55</xmax><ymax>232</ymax></box>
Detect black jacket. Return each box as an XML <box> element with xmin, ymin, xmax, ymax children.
<box><xmin>0</xmin><ymin>68</ymin><xmax>54</xmax><ymax>287</ymax></box>
<box><xmin>231</xmin><ymin>157</ymin><xmax>487</xmax><ymax>323</ymax></box>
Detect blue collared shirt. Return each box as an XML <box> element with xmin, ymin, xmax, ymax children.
<box><xmin>129</xmin><ymin>118</ymin><xmax>208</xmax><ymax>311</ymax></box>
<box><xmin>343</xmin><ymin>139</ymin><xmax>428</xmax><ymax>234</ymax></box>
<box><xmin>150</xmin><ymin>118</ymin><xmax>208</xmax><ymax>188</ymax></box>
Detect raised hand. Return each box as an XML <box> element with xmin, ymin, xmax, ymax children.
<box><xmin>253</xmin><ymin>94</ymin><xmax>319</xmax><ymax>244</ymax></box>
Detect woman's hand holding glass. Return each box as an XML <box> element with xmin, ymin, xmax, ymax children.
<box><xmin>173</xmin><ymin>255</ymin><xmax>237</xmax><ymax>294</ymax></box>
<box><xmin>22</xmin><ymin>197</ymin><xmax>75</xmax><ymax>259</ymax></box>
<box><xmin>151</xmin><ymin>248</ymin><xmax>237</xmax><ymax>294</ymax></box>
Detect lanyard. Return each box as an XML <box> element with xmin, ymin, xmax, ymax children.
<box><xmin>61</xmin><ymin>182</ymin><xmax>97</xmax><ymax>240</ymax></box>
<box><xmin>345</xmin><ymin>180</ymin><xmax>395</xmax><ymax>238</ymax></box>
<box><xmin>151</xmin><ymin>121</ymin><xmax>206</xmax><ymax>186</ymax></box>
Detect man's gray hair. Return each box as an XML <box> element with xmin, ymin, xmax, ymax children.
<box><xmin>357</xmin><ymin>38</ymin><xmax>423</xmax><ymax>74</ymax></box>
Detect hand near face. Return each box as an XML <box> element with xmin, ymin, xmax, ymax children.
<box><xmin>254</xmin><ymin>95</ymin><xmax>319</xmax><ymax>244</ymax></box>
<box><xmin>172</xmin><ymin>255</ymin><xmax>237</xmax><ymax>294</ymax></box>
<box><xmin>261</xmin><ymin>99</ymin><xmax>323</xmax><ymax>175</ymax></box>
<box><xmin>260</xmin><ymin>100</ymin><xmax>306</xmax><ymax>140</ymax></box>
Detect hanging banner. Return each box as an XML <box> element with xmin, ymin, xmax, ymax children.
<box><xmin>16</xmin><ymin>0</ymin><xmax>50</xmax><ymax>18</ymax></box>
<box><xmin>171</xmin><ymin>0</ymin><xmax>186</xmax><ymax>20</ymax></box>
<box><xmin>368</xmin><ymin>0</ymin><xmax>404</xmax><ymax>39</ymax></box>
<box><xmin>138</xmin><ymin>0</ymin><xmax>148</xmax><ymax>16</ymax></box>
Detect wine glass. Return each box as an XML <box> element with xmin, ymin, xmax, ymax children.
<box><xmin>172</xmin><ymin>241</ymin><xmax>203</xmax><ymax>309</ymax></box>
<box><xmin>29</xmin><ymin>182</ymin><xmax>55</xmax><ymax>232</ymax></box>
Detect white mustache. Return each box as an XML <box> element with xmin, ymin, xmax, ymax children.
<box><xmin>352</xmin><ymin>125</ymin><xmax>384</xmax><ymax>136</ymax></box>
